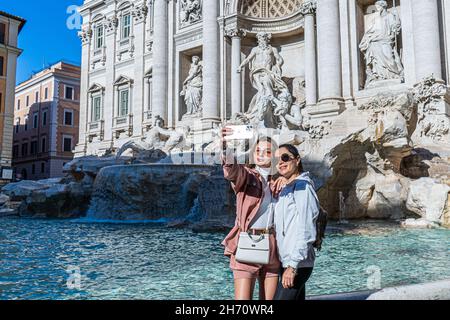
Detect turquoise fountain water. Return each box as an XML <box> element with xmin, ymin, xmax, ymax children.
<box><xmin>0</xmin><ymin>218</ymin><xmax>449</xmax><ymax>300</ymax></box>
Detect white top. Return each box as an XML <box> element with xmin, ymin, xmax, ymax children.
<box><xmin>250</xmin><ymin>167</ymin><xmax>274</xmax><ymax>229</ymax></box>
<box><xmin>274</xmin><ymin>172</ymin><xmax>320</xmax><ymax>269</ymax></box>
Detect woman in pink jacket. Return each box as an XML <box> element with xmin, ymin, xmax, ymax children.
<box><xmin>221</xmin><ymin>127</ymin><xmax>282</xmax><ymax>300</ymax></box>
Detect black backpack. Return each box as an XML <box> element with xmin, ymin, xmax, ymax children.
<box><xmin>292</xmin><ymin>180</ymin><xmax>328</xmax><ymax>251</ymax></box>
<box><xmin>314</xmin><ymin>206</ymin><xmax>328</xmax><ymax>251</ymax></box>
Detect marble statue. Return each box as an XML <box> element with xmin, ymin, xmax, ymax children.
<box><xmin>237</xmin><ymin>32</ymin><xmax>292</xmax><ymax>128</ymax></box>
<box><xmin>274</xmin><ymin>101</ymin><xmax>306</xmax><ymax>132</ymax></box>
<box><xmin>180</xmin><ymin>56</ymin><xmax>203</xmax><ymax>117</ymax></box>
<box><xmin>359</xmin><ymin>0</ymin><xmax>404</xmax><ymax>87</ymax></box>
<box><xmin>116</xmin><ymin>116</ymin><xmax>185</xmax><ymax>157</ymax></box>
<box><xmin>180</xmin><ymin>0</ymin><xmax>202</xmax><ymax>26</ymax></box>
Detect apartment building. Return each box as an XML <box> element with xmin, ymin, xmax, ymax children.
<box><xmin>0</xmin><ymin>10</ymin><xmax>25</xmax><ymax>181</ymax></box>
<box><xmin>13</xmin><ymin>62</ymin><xmax>80</xmax><ymax>180</ymax></box>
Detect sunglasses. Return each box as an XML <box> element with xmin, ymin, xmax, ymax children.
<box><xmin>276</xmin><ymin>153</ymin><xmax>296</xmax><ymax>163</ymax></box>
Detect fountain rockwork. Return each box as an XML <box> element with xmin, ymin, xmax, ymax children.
<box><xmin>86</xmin><ymin>164</ymin><xmax>235</xmax><ymax>228</ymax></box>
<box><xmin>1</xmin><ymin>78</ymin><xmax>450</xmax><ymax>229</ymax></box>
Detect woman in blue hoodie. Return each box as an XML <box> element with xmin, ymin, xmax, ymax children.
<box><xmin>273</xmin><ymin>144</ymin><xmax>320</xmax><ymax>301</ymax></box>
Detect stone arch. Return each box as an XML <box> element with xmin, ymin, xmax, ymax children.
<box><xmin>91</xmin><ymin>13</ymin><xmax>105</xmax><ymax>28</ymax></box>
<box><xmin>237</xmin><ymin>0</ymin><xmax>303</xmax><ymax>19</ymax></box>
<box><xmin>117</xmin><ymin>1</ymin><xmax>132</xmax><ymax>11</ymax></box>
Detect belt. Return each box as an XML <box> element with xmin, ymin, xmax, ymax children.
<box><xmin>248</xmin><ymin>227</ymin><xmax>275</xmax><ymax>235</ymax></box>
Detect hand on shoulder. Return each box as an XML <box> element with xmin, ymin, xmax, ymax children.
<box><xmin>271</xmin><ymin>176</ymin><xmax>288</xmax><ymax>198</ymax></box>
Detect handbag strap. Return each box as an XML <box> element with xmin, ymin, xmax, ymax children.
<box><xmin>265</xmin><ymin>180</ymin><xmax>274</xmax><ymax>232</ymax></box>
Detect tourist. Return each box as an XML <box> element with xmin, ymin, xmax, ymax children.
<box><xmin>220</xmin><ymin>127</ymin><xmax>283</xmax><ymax>300</ymax></box>
<box><xmin>273</xmin><ymin>144</ymin><xmax>320</xmax><ymax>301</ymax></box>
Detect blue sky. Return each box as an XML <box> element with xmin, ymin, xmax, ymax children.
<box><xmin>2</xmin><ymin>0</ymin><xmax>84</xmax><ymax>84</ymax></box>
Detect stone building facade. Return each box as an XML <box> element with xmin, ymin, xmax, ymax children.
<box><xmin>75</xmin><ymin>0</ymin><xmax>450</xmax><ymax>156</ymax></box>
<box><xmin>13</xmin><ymin>62</ymin><xmax>81</xmax><ymax>180</ymax></box>
<box><xmin>0</xmin><ymin>11</ymin><xmax>25</xmax><ymax>179</ymax></box>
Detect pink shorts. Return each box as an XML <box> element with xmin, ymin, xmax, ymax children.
<box><xmin>232</xmin><ymin>266</ymin><xmax>279</xmax><ymax>280</ymax></box>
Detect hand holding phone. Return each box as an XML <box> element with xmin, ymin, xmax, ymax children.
<box><xmin>223</xmin><ymin>125</ymin><xmax>254</xmax><ymax>141</ymax></box>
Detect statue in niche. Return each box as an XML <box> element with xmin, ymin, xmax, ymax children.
<box><xmin>180</xmin><ymin>0</ymin><xmax>202</xmax><ymax>26</ymax></box>
<box><xmin>236</xmin><ymin>32</ymin><xmax>292</xmax><ymax>128</ymax></box>
<box><xmin>181</xmin><ymin>56</ymin><xmax>203</xmax><ymax>117</ymax></box>
<box><xmin>116</xmin><ymin>116</ymin><xmax>185</xmax><ymax>157</ymax></box>
<box><xmin>359</xmin><ymin>0</ymin><xmax>404</xmax><ymax>87</ymax></box>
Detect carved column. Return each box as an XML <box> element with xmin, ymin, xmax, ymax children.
<box><xmin>226</xmin><ymin>28</ymin><xmax>246</xmax><ymax>117</ymax></box>
<box><xmin>103</xmin><ymin>16</ymin><xmax>118</xmax><ymax>144</ymax></box>
<box><xmin>315</xmin><ymin>0</ymin><xmax>343</xmax><ymax>116</ymax></box>
<box><xmin>301</xmin><ymin>1</ymin><xmax>317</xmax><ymax>107</ymax></box>
<box><xmin>202</xmin><ymin>0</ymin><xmax>220</xmax><ymax>124</ymax></box>
<box><xmin>152</xmin><ymin>0</ymin><xmax>169</xmax><ymax>123</ymax></box>
<box><xmin>412</xmin><ymin>0</ymin><xmax>443</xmax><ymax>81</ymax></box>
<box><xmin>74</xmin><ymin>26</ymin><xmax>92</xmax><ymax>156</ymax></box>
<box><xmin>132</xmin><ymin>3</ymin><xmax>148</xmax><ymax>136</ymax></box>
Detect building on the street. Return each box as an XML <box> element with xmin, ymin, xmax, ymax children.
<box><xmin>0</xmin><ymin>10</ymin><xmax>25</xmax><ymax>180</ymax></box>
<box><xmin>75</xmin><ymin>0</ymin><xmax>450</xmax><ymax>156</ymax></box>
<box><xmin>13</xmin><ymin>61</ymin><xmax>80</xmax><ymax>180</ymax></box>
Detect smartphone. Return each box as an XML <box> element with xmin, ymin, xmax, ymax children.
<box><xmin>224</xmin><ymin>125</ymin><xmax>255</xmax><ymax>141</ymax></box>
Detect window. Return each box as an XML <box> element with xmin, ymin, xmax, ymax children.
<box><xmin>0</xmin><ymin>56</ymin><xmax>4</xmax><ymax>76</ymax></box>
<box><xmin>0</xmin><ymin>23</ymin><xmax>5</xmax><ymax>44</ymax></box>
<box><xmin>63</xmin><ymin>136</ymin><xmax>73</xmax><ymax>152</ymax></box>
<box><xmin>26</xmin><ymin>95</ymin><xmax>29</xmax><ymax>107</ymax></box>
<box><xmin>41</xmin><ymin>162</ymin><xmax>45</xmax><ymax>174</ymax></box>
<box><xmin>21</xmin><ymin>143</ymin><xmax>28</xmax><ymax>157</ymax></box>
<box><xmin>24</xmin><ymin>117</ymin><xmax>28</xmax><ymax>131</ymax></box>
<box><xmin>13</xmin><ymin>145</ymin><xmax>19</xmax><ymax>158</ymax></box>
<box><xmin>15</xmin><ymin>118</ymin><xmax>20</xmax><ymax>133</ymax></box>
<box><xmin>65</xmin><ymin>86</ymin><xmax>74</xmax><ymax>100</ymax></box>
<box><xmin>33</xmin><ymin>113</ymin><xmax>38</xmax><ymax>129</ymax></box>
<box><xmin>31</xmin><ymin>141</ymin><xmax>38</xmax><ymax>155</ymax></box>
<box><xmin>17</xmin><ymin>99</ymin><xmax>20</xmax><ymax>110</ymax></box>
<box><xmin>64</xmin><ymin>110</ymin><xmax>73</xmax><ymax>126</ymax></box>
<box><xmin>119</xmin><ymin>89</ymin><xmax>129</xmax><ymax>116</ymax></box>
<box><xmin>44</xmin><ymin>87</ymin><xmax>48</xmax><ymax>100</ymax></box>
<box><xmin>95</xmin><ymin>26</ymin><xmax>104</xmax><ymax>49</ymax></box>
<box><xmin>32</xmin><ymin>164</ymin><xmax>36</xmax><ymax>175</ymax></box>
<box><xmin>42</xmin><ymin>111</ymin><xmax>47</xmax><ymax>126</ymax></box>
<box><xmin>35</xmin><ymin>91</ymin><xmax>39</xmax><ymax>103</ymax></box>
<box><xmin>121</xmin><ymin>14</ymin><xmax>131</xmax><ymax>39</ymax></box>
<box><xmin>92</xmin><ymin>95</ymin><xmax>102</xmax><ymax>121</ymax></box>
<box><xmin>41</xmin><ymin>137</ymin><xmax>47</xmax><ymax>153</ymax></box>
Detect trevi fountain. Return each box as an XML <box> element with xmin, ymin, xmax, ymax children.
<box><xmin>1</xmin><ymin>0</ymin><xmax>449</xmax><ymax>300</ymax></box>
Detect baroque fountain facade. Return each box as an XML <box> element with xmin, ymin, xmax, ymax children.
<box><xmin>2</xmin><ymin>0</ymin><xmax>450</xmax><ymax>230</ymax></box>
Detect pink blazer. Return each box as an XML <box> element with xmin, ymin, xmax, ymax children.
<box><xmin>221</xmin><ymin>161</ymin><xmax>277</xmax><ymax>257</ymax></box>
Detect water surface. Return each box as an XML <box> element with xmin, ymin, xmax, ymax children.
<box><xmin>0</xmin><ymin>218</ymin><xmax>449</xmax><ymax>300</ymax></box>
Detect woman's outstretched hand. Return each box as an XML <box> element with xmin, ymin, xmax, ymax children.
<box><xmin>221</xmin><ymin>127</ymin><xmax>234</xmax><ymax>163</ymax></box>
<box><xmin>220</xmin><ymin>126</ymin><xmax>234</xmax><ymax>142</ymax></box>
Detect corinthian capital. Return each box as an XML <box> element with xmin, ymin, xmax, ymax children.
<box><xmin>132</xmin><ymin>3</ymin><xmax>149</xmax><ymax>24</ymax></box>
<box><xmin>301</xmin><ymin>0</ymin><xmax>317</xmax><ymax>15</ymax></box>
<box><xmin>104</xmin><ymin>15</ymin><xmax>118</xmax><ymax>34</ymax></box>
<box><xmin>225</xmin><ymin>27</ymin><xmax>247</xmax><ymax>39</ymax></box>
<box><xmin>78</xmin><ymin>27</ymin><xmax>92</xmax><ymax>45</ymax></box>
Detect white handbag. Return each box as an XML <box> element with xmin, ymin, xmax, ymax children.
<box><xmin>235</xmin><ymin>202</ymin><xmax>274</xmax><ymax>265</ymax></box>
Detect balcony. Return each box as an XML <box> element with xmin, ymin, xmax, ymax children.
<box><xmin>143</xmin><ymin>110</ymin><xmax>152</xmax><ymax>123</ymax></box>
<box><xmin>113</xmin><ymin>114</ymin><xmax>133</xmax><ymax>138</ymax></box>
<box><xmin>88</xmin><ymin>120</ymin><xmax>104</xmax><ymax>142</ymax></box>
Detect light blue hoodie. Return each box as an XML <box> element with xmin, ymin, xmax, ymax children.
<box><xmin>274</xmin><ymin>172</ymin><xmax>320</xmax><ymax>269</ymax></box>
